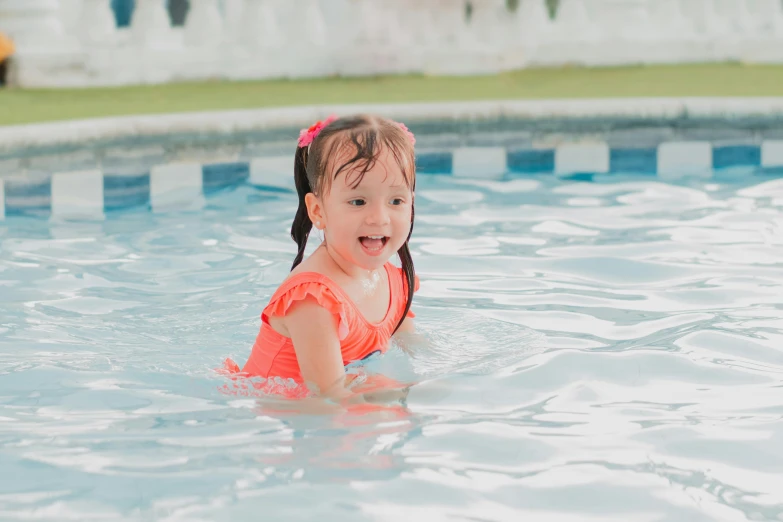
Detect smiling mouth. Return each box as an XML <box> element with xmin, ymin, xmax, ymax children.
<box><xmin>359</xmin><ymin>236</ymin><xmax>388</xmax><ymax>251</ymax></box>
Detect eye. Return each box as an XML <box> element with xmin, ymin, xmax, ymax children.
<box><xmin>390</xmin><ymin>198</ymin><xmax>405</xmax><ymax>206</ymax></box>
<box><xmin>348</xmin><ymin>199</ymin><xmax>366</xmax><ymax>207</ymax></box>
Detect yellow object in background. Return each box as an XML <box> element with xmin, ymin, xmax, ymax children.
<box><xmin>0</xmin><ymin>32</ymin><xmax>14</xmax><ymax>62</ymax></box>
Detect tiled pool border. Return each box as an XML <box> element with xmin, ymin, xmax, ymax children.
<box><xmin>2</xmin><ymin>98</ymin><xmax>783</xmax><ymax>219</ymax></box>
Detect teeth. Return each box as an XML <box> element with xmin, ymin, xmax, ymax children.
<box><xmin>367</xmin><ymin>236</ymin><xmax>385</xmax><ymax>239</ymax></box>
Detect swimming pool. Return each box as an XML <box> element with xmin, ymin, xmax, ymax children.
<box><xmin>1</xmin><ymin>159</ymin><xmax>782</xmax><ymax>519</ymax></box>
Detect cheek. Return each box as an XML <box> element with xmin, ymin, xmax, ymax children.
<box><xmin>392</xmin><ymin>208</ymin><xmax>413</xmax><ymax>228</ymax></box>
<box><xmin>326</xmin><ymin>210</ymin><xmax>360</xmax><ymax>234</ymax></box>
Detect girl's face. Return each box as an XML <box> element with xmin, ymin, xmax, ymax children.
<box><xmin>312</xmin><ymin>146</ymin><xmax>413</xmax><ymax>272</ymax></box>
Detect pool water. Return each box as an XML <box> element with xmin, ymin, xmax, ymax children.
<box><xmin>1</xmin><ymin>172</ymin><xmax>782</xmax><ymax>521</ymax></box>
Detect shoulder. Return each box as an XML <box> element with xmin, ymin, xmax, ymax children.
<box><xmin>263</xmin><ymin>271</ymin><xmax>350</xmax><ymax>339</ymax></box>
<box><xmin>261</xmin><ymin>272</ymin><xmax>350</xmax><ymax>339</ymax></box>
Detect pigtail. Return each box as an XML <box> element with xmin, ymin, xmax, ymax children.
<box><xmin>393</xmin><ymin>191</ymin><xmax>416</xmax><ymax>335</ymax></box>
<box><xmin>290</xmin><ymin>146</ymin><xmax>313</xmax><ymax>271</ymax></box>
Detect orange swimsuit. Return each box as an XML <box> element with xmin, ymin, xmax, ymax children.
<box><xmin>226</xmin><ymin>262</ymin><xmax>418</xmax><ymax>383</ymax></box>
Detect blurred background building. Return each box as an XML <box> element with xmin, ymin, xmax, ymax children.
<box><xmin>0</xmin><ymin>0</ymin><xmax>782</xmax><ymax>88</ymax></box>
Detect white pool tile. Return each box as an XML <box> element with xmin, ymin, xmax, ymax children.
<box><xmin>51</xmin><ymin>169</ymin><xmax>104</xmax><ymax>218</ymax></box>
<box><xmin>761</xmin><ymin>140</ymin><xmax>783</xmax><ymax>167</ymax></box>
<box><xmin>150</xmin><ymin>162</ymin><xmax>204</xmax><ymax>211</ymax></box>
<box><xmin>452</xmin><ymin>147</ymin><xmax>507</xmax><ymax>179</ymax></box>
<box><xmin>249</xmin><ymin>156</ymin><xmax>295</xmax><ymax>190</ymax></box>
<box><xmin>555</xmin><ymin>142</ymin><xmax>609</xmax><ymax>175</ymax></box>
<box><xmin>657</xmin><ymin>141</ymin><xmax>713</xmax><ymax>178</ymax></box>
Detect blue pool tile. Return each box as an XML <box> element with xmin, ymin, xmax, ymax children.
<box><xmin>252</xmin><ymin>185</ymin><xmax>295</xmax><ymax>194</ymax></box>
<box><xmin>713</xmin><ymin>145</ymin><xmax>761</xmax><ymax>169</ymax></box>
<box><xmin>4</xmin><ymin>178</ymin><xmax>52</xmax><ymax>216</ymax></box>
<box><xmin>759</xmin><ymin>166</ymin><xmax>783</xmax><ymax>176</ymax></box>
<box><xmin>557</xmin><ymin>172</ymin><xmax>594</xmax><ymax>182</ymax></box>
<box><xmin>104</xmin><ymin>173</ymin><xmax>151</xmax><ymax>210</ymax></box>
<box><xmin>507</xmin><ymin>149</ymin><xmax>555</xmax><ymax>173</ymax></box>
<box><xmin>416</xmin><ymin>152</ymin><xmax>453</xmax><ymax>174</ymax></box>
<box><xmin>610</xmin><ymin>148</ymin><xmax>657</xmax><ymax>174</ymax></box>
<box><xmin>203</xmin><ymin>162</ymin><xmax>250</xmax><ymax>194</ymax></box>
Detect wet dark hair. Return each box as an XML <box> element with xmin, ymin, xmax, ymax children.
<box><xmin>291</xmin><ymin>114</ymin><xmax>416</xmax><ymax>334</ymax></box>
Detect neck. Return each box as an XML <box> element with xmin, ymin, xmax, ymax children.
<box><xmin>321</xmin><ymin>242</ymin><xmax>383</xmax><ymax>280</ymax></box>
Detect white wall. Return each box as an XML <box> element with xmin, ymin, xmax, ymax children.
<box><xmin>1</xmin><ymin>0</ymin><xmax>783</xmax><ymax>88</ymax></box>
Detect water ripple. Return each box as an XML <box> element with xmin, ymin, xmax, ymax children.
<box><xmin>1</xmin><ymin>173</ymin><xmax>782</xmax><ymax>520</ymax></box>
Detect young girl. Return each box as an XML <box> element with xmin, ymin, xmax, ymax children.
<box><xmin>224</xmin><ymin>114</ymin><xmax>419</xmax><ymax>401</ymax></box>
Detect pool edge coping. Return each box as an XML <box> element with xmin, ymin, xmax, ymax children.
<box><xmin>4</xmin><ymin>97</ymin><xmax>783</xmax><ymax>220</ymax></box>
<box><xmin>5</xmin><ymin>97</ymin><xmax>783</xmax><ymax>151</ymax></box>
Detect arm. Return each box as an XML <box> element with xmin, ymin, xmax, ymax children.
<box><xmin>284</xmin><ymin>298</ymin><xmax>411</xmax><ymax>406</ymax></box>
<box><xmin>284</xmin><ymin>296</ymin><xmax>352</xmax><ymax>399</ymax></box>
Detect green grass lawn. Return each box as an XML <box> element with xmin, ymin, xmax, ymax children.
<box><xmin>2</xmin><ymin>63</ymin><xmax>783</xmax><ymax>126</ymax></box>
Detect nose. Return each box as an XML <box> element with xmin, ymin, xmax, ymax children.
<box><xmin>365</xmin><ymin>201</ymin><xmax>390</xmax><ymax>226</ymax></box>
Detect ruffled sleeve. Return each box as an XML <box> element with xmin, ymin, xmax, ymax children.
<box><xmin>262</xmin><ymin>280</ymin><xmax>349</xmax><ymax>340</ymax></box>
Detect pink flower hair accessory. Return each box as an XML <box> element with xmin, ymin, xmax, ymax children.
<box><xmin>298</xmin><ymin>115</ymin><xmax>338</xmax><ymax>148</ymax></box>
<box><xmin>395</xmin><ymin>121</ymin><xmax>416</xmax><ymax>146</ymax></box>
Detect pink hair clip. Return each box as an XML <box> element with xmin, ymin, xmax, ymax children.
<box><xmin>298</xmin><ymin>115</ymin><xmax>338</xmax><ymax>148</ymax></box>
<box><xmin>396</xmin><ymin>121</ymin><xmax>416</xmax><ymax>146</ymax></box>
